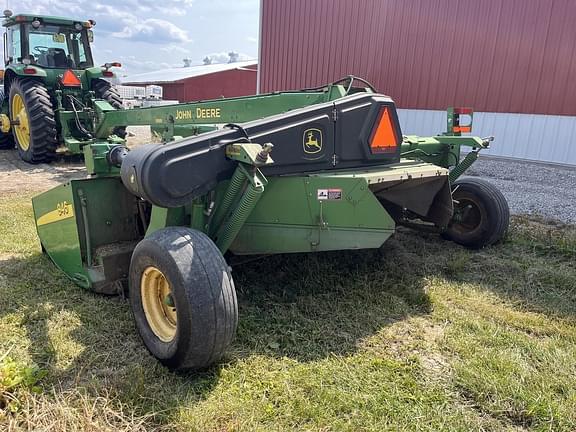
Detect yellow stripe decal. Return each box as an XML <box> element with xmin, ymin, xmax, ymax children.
<box><xmin>37</xmin><ymin>202</ymin><xmax>74</xmax><ymax>226</ymax></box>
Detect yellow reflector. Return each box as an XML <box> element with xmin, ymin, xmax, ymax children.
<box><xmin>370</xmin><ymin>107</ymin><xmax>398</xmax><ymax>153</ymax></box>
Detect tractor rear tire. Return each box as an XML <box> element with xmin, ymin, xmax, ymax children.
<box><xmin>9</xmin><ymin>79</ymin><xmax>57</xmax><ymax>163</ymax></box>
<box><xmin>0</xmin><ymin>87</ymin><xmax>14</xmax><ymax>150</ymax></box>
<box><xmin>443</xmin><ymin>177</ymin><xmax>509</xmax><ymax>249</ymax></box>
<box><xmin>129</xmin><ymin>227</ymin><xmax>238</xmax><ymax>371</ymax></box>
<box><xmin>92</xmin><ymin>78</ymin><xmax>127</xmax><ymax>139</ymax></box>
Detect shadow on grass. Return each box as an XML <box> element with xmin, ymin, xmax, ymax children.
<box><xmin>231</xmin><ymin>240</ymin><xmax>433</xmax><ymax>362</ymax></box>
<box><xmin>437</xmin><ymin>216</ymin><xmax>576</xmax><ymax>319</ymax></box>
<box><xmin>0</xmin><ymin>231</ymin><xmax>437</xmax><ymax>417</ymax></box>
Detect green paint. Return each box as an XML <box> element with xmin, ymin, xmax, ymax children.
<box><xmin>33</xmin><ymin>177</ymin><xmax>142</xmax><ymax>292</ymax></box>
<box><xmin>146</xmin><ymin>206</ymin><xmax>189</xmax><ymax>236</ymax></box>
<box><xmin>230</xmin><ymin>174</ymin><xmax>395</xmax><ymax>254</ymax></box>
<box><xmin>190</xmin><ymin>200</ymin><xmax>207</xmax><ymax>232</ymax></box>
<box><xmin>92</xmin><ymin>86</ymin><xmax>349</xmax><ymax>141</ymax></box>
<box><xmin>83</xmin><ymin>143</ymin><xmax>123</xmax><ymax>176</ymax></box>
<box><xmin>402</xmin><ymin>135</ymin><xmax>486</xmax><ymax>170</ymax></box>
<box><xmin>32</xmin><ymin>182</ymin><xmax>88</xmax><ymax>287</ymax></box>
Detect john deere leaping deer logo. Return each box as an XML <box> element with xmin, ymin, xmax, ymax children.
<box><xmin>303</xmin><ymin>128</ymin><xmax>323</xmax><ymax>154</ymax></box>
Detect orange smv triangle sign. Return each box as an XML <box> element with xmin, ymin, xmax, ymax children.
<box><xmin>61</xmin><ymin>70</ymin><xmax>81</xmax><ymax>87</ymax></box>
<box><xmin>370</xmin><ymin>107</ymin><xmax>398</xmax><ymax>153</ymax></box>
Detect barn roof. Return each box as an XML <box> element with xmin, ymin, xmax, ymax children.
<box><xmin>121</xmin><ymin>61</ymin><xmax>257</xmax><ymax>84</ymax></box>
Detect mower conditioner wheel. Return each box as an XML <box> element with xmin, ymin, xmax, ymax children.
<box><xmin>9</xmin><ymin>78</ymin><xmax>57</xmax><ymax>163</ymax></box>
<box><xmin>443</xmin><ymin>177</ymin><xmax>509</xmax><ymax>249</ymax></box>
<box><xmin>129</xmin><ymin>227</ymin><xmax>238</xmax><ymax>371</ymax></box>
<box><xmin>92</xmin><ymin>78</ymin><xmax>127</xmax><ymax>139</ymax></box>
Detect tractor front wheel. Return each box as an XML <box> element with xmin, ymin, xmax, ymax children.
<box><xmin>129</xmin><ymin>227</ymin><xmax>238</xmax><ymax>371</ymax></box>
<box><xmin>443</xmin><ymin>177</ymin><xmax>509</xmax><ymax>249</ymax></box>
<box><xmin>9</xmin><ymin>79</ymin><xmax>57</xmax><ymax>163</ymax></box>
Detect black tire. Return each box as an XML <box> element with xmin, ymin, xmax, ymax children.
<box><xmin>92</xmin><ymin>78</ymin><xmax>127</xmax><ymax>139</ymax></box>
<box><xmin>129</xmin><ymin>227</ymin><xmax>238</xmax><ymax>371</ymax></box>
<box><xmin>9</xmin><ymin>79</ymin><xmax>57</xmax><ymax>163</ymax></box>
<box><xmin>443</xmin><ymin>177</ymin><xmax>509</xmax><ymax>249</ymax></box>
<box><xmin>0</xmin><ymin>87</ymin><xmax>14</xmax><ymax>150</ymax></box>
<box><xmin>0</xmin><ymin>133</ymin><xmax>13</xmax><ymax>149</ymax></box>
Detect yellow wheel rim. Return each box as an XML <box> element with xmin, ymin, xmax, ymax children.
<box><xmin>11</xmin><ymin>93</ymin><xmax>30</xmax><ymax>151</ymax></box>
<box><xmin>141</xmin><ymin>266</ymin><xmax>177</xmax><ymax>342</ymax></box>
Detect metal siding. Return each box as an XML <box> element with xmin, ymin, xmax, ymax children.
<box><xmin>397</xmin><ymin>109</ymin><xmax>576</xmax><ymax>166</ymax></box>
<box><xmin>260</xmin><ymin>0</ymin><xmax>576</xmax><ymax>116</ymax></box>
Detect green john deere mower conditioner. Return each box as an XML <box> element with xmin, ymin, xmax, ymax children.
<box><xmin>12</xmin><ymin>10</ymin><xmax>509</xmax><ymax>372</ymax></box>
<box><xmin>31</xmin><ymin>71</ymin><xmax>510</xmax><ymax>370</ymax></box>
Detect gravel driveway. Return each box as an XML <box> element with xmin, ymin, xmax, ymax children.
<box><xmin>467</xmin><ymin>157</ymin><xmax>576</xmax><ymax>224</ymax></box>
<box><xmin>0</xmin><ymin>126</ymin><xmax>152</xmax><ymax>195</ymax></box>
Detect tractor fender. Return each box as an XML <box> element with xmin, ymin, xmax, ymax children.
<box><xmin>7</xmin><ymin>65</ymin><xmax>48</xmax><ymax>79</ymax></box>
<box><xmin>2</xmin><ymin>68</ymin><xmax>45</xmax><ymax>106</ymax></box>
<box><xmin>85</xmin><ymin>66</ymin><xmax>114</xmax><ymax>82</ymax></box>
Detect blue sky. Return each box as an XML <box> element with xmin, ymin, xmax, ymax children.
<box><xmin>3</xmin><ymin>0</ymin><xmax>260</xmax><ymax>75</ymax></box>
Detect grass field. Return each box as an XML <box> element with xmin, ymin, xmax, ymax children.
<box><xmin>1</xmin><ymin>193</ymin><xmax>575</xmax><ymax>431</ymax></box>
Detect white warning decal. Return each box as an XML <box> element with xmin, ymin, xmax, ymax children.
<box><xmin>317</xmin><ymin>188</ymin><xmax>342</xmax><ymax>201</ymax></box>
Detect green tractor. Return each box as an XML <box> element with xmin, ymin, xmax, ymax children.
<box><xmin>0</xmin><ymin>10</ymin><xmax>123</xmax><ymax>163</ymax></box>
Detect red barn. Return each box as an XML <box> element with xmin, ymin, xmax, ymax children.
<box><xmin>123</xmin><ymin>61</ymin><xmax>258</xmax><ymax>102</ymax></box>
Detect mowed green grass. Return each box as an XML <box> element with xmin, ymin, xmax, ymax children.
<box><xmin>1</xmin><ymin>193</ymin><xmax>575</xmax><ymax>431</ymax></box>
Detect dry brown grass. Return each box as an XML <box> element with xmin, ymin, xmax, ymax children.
<box><xmin>3</xmin><ymin>388</ymin><xmax>169</xmax><ymax>432</ymax></box>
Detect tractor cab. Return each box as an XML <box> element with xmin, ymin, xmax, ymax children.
<box><xmin>2</xmin><ymin>11</ymin><xmax>95</xmax><ymax>70</ymax></box>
